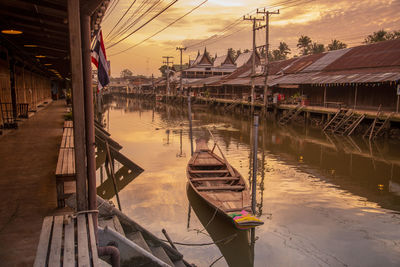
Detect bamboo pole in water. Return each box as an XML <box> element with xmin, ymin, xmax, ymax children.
<box><xmin>188</xmin><ymin>89</ymin><xmax>194</xmax><ymax>156</ymax></box>
<box><xmin>252</xmin><ymin>115</ymin><xmax>259</xmax><ymax>214</ymax></box>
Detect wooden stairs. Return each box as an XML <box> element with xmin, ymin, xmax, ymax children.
<box><xmin>224</xmin><ymin>100</ymin><xmax>240</xmax><ymax>112</ymax></box>
<box><xmin>323</xmin><ymin>109</ymin><xmax>348</xmax><ymax>132</ymax></box>
<box><xmin>279</xmin><ymin>105</ymin><xmax>304</xmax><ymax>125</ymax></box>
<box><xmin>363</xmin><ymin>112</ymin><xmax>393</xmax><ymax>140</ymax></box>
<box><xmin>332</xmin><ymin>112</ymin><xmax>365</xmax><ymax>136</ymax></box>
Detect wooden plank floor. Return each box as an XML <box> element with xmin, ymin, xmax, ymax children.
<box><xmin>0</xmin><ymin>100</ymin><xmax>66</xmax><ymax>266</ymax></box>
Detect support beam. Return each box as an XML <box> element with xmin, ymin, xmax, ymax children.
<box><xmin>68</xmin><ymin>0</ymin><xmax>87</xmax><ymax>211</ymax></box>
<box><xmin>354</xmin><ymin>84</ymin><xmax>358</xmax><ymax>110</ymax></box>
<box><xmin>81</xmin><ymin>13</ymin><xmax>97</xmax><ymax>230</ymax></box>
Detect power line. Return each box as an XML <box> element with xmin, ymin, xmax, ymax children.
<box><xmin>107</xmin><ymin>0</ymin><xmax>178</xmax><ymax>49</ymax></box>
<box><xmin>105</xmin><ymin>0</ymin><xmax>138</xmax><ymax>39</ymax></box>
<box><xmin>185</xmin><ymin>0</ymin><xmax>315</xmax><ymax>50</ymax></box>
<box><xmin>109</xmin><ymin>0</ymin><xmax>209</xmax><ymax>56</ymax></box>
<box><xmin>107</xmin><ymin>0</ymin><xmax>164</xmax><ymax>43</ymax></box>
<box><xmin>102</xmin><ymin>0</ymin><xmax>120</xmax><ymax>23</ymax></box>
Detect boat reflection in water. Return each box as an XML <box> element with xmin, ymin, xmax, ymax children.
<box><xmin>187</xmin><ymin>184</ymin><xmax>255</xmax><ymax>267</ymax></box>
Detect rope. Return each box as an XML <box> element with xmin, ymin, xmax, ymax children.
<box><xmin>160</xmin><ymin>233</ymin><xmax>237</xmax><ymax>247</ymax></box>
<box><xmin>209</xmin><ymin>255</ymin><xmax>224</xmax><ymax>267</ymax></box>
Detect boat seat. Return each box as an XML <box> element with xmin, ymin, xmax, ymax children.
<box><xmin>191</xmin><ymin>177</ymin><xmax>239</xmax><ymax>182</ymax></box>
<box><xmin>197</xmin><ymin>185</ymin><xmax>245</xmax><ymax>191</ymax></box>
<box><xmin>189</xmin><ymin>169</ymin><xmax>229</xmax><ymax>174</ymax></box>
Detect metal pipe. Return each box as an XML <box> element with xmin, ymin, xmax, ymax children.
<box><xmin>98</xmin><ymin>246</ymin><xmax>120</xmax><ymax>267</ymax></box>
<box><xmin>81</xmin><ymin>13</ymin><xmax>98</xmax><ymax>237</ymax></box>
<box><xmin>251</xmin><ymin>115</ymin><xmax>259</xmax><ymax>214</ymax></box>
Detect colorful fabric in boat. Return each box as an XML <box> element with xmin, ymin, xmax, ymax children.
<box><xmin>229</xmin><ymin>210</ymin><xmax>263</xmax><ymax>229</ymax></box>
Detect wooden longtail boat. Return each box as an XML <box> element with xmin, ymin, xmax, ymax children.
<box><xmin>187</xmin><ymin>139</ymin><xmax>263</xmax><ymax>229</ymax></box>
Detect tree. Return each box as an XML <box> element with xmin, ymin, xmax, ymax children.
<box><xmin>278</xmin><ymin>42</ymin><xmax>291</xmax><ymax>59</ymax></box>
<box><xmin>235</xmin><ymin>49</ymin><xmax>242</xmax><ymax>59</ymax></box>
<box><xmin>120</xmin><ymin>69</ymin><xmax>132</xmax><ymax>78</ymax></box>
<box><xmin>159</xmin><ymin>65</ymin><xmax>168</xmax><ymax>77</ymax></box>
<box><xmin>311</xmin><ymin>42</ymin><xmax>325</xmax><ymax>54</ymax></box>
<box><xmin>268</xmin><ymin>42</ymin><xmax>291</xmax><ymax>61</ymax></box>
<box><xmin>327</xmin><ymin>39</ymin><xmax>347</xmax><ymax>51</ymax></box>
<box><xmin>297</xmin><ymin>35</ymin><xmax>312</xmax><ymax>55</ymax></box>
<box><xmin>243</xmin><ymin>48</ymin><xmax>250</xmax><ymax>53</ymax></box>
<box><xmin>364</xmin><ymin>29</ymin><xmax>400</xmax><ymax>43</ymax></box>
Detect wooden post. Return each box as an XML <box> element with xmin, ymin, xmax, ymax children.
<box><xmin>250</xmin><ymin>19</ymin><xmax>256</xmax><ymax>114</ymax></box>
<box><xmin>188</xmin><ymin>89</ymin><xmax>194</xmax><ymax>156</ymax></box>
<box><xmin>354</xmin><ymin>84</ymin><xmax>358</xmax><ymax>110</ymax></box>
<box><xmin>323</xmin><ymin>85</ymin><xmax>327</xmax><ymax>107</ymax></box>
<box><xmin>251</xmin><ymin>115</ymin><xmax>259</xmax><ymax>214</ymax></box>
<box><xmin>396</xmin><ymin>84</ymin><xmax>399</xmax><ymax>113</ymax></box>
<box><xmin>68</xmin><ymin>0</ymin><xmax>87</xmax><ymax>211</ymax></box>
<box><xmin>81</xmin><ymin>13</ymin><xmax>97</xmax><ymax>232</ymax></box>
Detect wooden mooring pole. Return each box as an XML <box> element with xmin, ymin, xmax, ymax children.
<box><xmin>188</xmin><ymin>89</ymin><xmax>194</xmax><ymax>156</ymax></box>
<box><xmin>251</xmin><ymin>115</ymin><xmax>259</xmax><ymax>214</ymax></box>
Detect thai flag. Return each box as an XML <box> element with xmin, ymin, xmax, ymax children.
<box><xmin>91</xmin><ymin>30</ymin><xmax>109</xmax><ymax>91</ymax></box>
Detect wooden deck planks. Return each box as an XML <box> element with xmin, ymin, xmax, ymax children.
<box><xmin>63</xmin><ymin>216</ymin><xmax>75</xmax><ymax>267</ymax></box>
<box><xmin>77</xmin><ymin>214</ymin><xmax>90</xmax><ymax>267</ymax></box>
<box><xmin>48</xmin><ymin>216</ymin><xmax>64</xmax><ymax>267</ymax></box>
<box><xmin>34</xmin><ymin>214</ymin><xmax>98</xmax><ymax>267</ymax></box>
<box><xmin>33</xmin><ymin>216</ymin><xmax>54</xmax><ymax>267</ymax></box>
<box><xmin>87</xmin><ymin>214</ymin><xmax>99</xmax><ymax>266</ymax></box>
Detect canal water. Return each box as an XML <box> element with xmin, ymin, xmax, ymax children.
<box><xmin>99</xmin><ymin>96</ymin><xmax>400</xmax><ymax>267</ymax></box>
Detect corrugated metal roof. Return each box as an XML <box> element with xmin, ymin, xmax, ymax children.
<box><xmin>185</xmin><ymin>75</ymin><xmax>226</xmax><ymax>88</ymax></box>
<box><xmin>283</xmin><ymin>53</ymin><xmax>326</xmax><ymax>74</ymax></box>
<box><xmin>268</xmin><ymin>58</ymin><xmax>298</xmax><ymax>75</ymax></box>
<box><xmin>301</xmin><ymin>48</ymin><xmax>352</xmax><ymax>72</ymax></box>
<box><xmin>270</xmin><ymin>69</ymin><xmax>400</xmax><ymax>86</ymax></box>
<box><xmin>324</xmin><ymin>38</ymin><xmax>400</xmax><ymax>71</ymax></box>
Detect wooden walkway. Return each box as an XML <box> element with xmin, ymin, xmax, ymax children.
<box><xmin>0</xmin><ymin>100</ymin><xmax>66</xmax><ymax>266</ymax></box>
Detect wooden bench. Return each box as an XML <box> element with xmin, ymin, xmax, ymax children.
<box><xmin>34</xmin><ymin>213</ymin><xmax>99</xmax><ymax>267</ymax></box>
<box><xmin>64</xmin><ymin>120</ymin><xmax>73</xmax><ymax>128</ymax></box>
<box><xmin>56</xmin><ymin>124</ymin><xmax>76</xmax><ymax>207</ymax></box>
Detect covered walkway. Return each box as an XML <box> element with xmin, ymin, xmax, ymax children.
<box><xmin>0</xmin><ymin>100</ymin><xmax>66</xmax><ymax>265</ymax></box>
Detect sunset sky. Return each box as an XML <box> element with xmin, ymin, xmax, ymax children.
<box><xmin>101</xmin><ymin>0</ymin><xmax>400</xmax><ymax>77</ymax></box>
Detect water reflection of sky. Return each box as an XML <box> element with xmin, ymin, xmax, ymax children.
<box><xmin>103</xmin><ymin>98</ymin><xmax>400</xmax><ymax>267</ymax></box>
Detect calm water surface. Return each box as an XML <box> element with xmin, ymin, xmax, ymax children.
<box><xmin>99</xmin><ymin>97</ymin><xmax>400</xmax><ymax>267</ymax></box>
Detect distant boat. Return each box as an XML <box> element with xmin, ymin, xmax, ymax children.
<box><xmin>186</xmin><ymin>139</ymin><xmax>263</xmax><ymax>229</ymax></box>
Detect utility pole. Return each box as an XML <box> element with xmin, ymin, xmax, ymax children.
<box><xmin>256</xmin><ymin>8</ymin><xmax>279</xmax><ymax>115</ymax></box>
<box><xmin>176</xmin><ymin>47</ymin><xmax>186</xmax><ymax>96</ymax></box>
<box><xmin>243</xmin><ymin>15</ymin><xmax>265</xmax><ymax>113</ymax></box>
<box><xmin>162</xmin><ymin>56</ymin><xmax>174</xmax><ymax>95</ymax></box>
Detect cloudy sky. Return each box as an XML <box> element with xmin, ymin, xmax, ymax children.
<box><xmin>101</xmin><ymin>0</ymin><xmax>400</xmax><ymax>77</ymax></box>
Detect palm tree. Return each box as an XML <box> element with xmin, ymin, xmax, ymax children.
<box><xmin>311</xmin><ymin>42</ymin><xmax>325</xmax><ymax>54</ymax></box>
<box><xmin>364</xmin><ymin>29</ymin><xmax>400</xmax><ymax>43</ymax></box>
<box><xmin>297</xmin><ymin>35</ymin><xmax>312</xmax><ymax>55</ymax></box>
<box><xmin>327</xmin><ymin>39</ymin><xmax>347</xmax><ymax>51</ymax></box>
<box><xmin>364</xmin><ymin>30</ymin><xmax>389</xmax><ymax>43</ymax></box>
<box><xmin>278</xmin><ymin>42</ymin><xmax>291</xmax><ymax>59</ymax></box>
